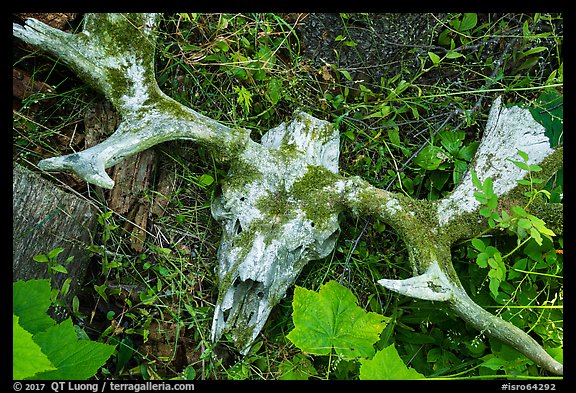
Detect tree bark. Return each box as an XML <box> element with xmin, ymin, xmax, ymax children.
<box><xmin>13</xmin><ymin>163</ymin><xmax>98</xmax><ymax>305</ymax></box>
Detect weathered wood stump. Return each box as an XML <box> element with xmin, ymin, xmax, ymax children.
<box><xmin>13</xmin><ymin>163</ymin><xmax>98</xmax><ymax>304</ymax></box>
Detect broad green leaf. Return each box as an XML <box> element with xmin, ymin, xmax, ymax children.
<box><xmin>457</xmin><ymin>141</ymin><xmax>479</xmax><ymax>161</ymax></box>
<box><xmin>453</xmin><ymin>159</ymin><xmax>468</xmax><ymax>184</ymax></box>
<box><xmin>439</xmin><ymin>130</ymin><xmax>464</xmax><ymax>156</ymax></box>
<box><xmin>287</xmin><ymin>281</ymin><xmax>387</xmax><ymax>360</ymax></box>
<box><xmin>489</xmin><ymin>277</ymin><xmax>500</xmax><ymax>297</ymax></box>
<box><xmin>530</xmin><ymin>227</ymin><xmax>543</xmax><ymax>245</ymax></box>
<box><xmin>510</xmin><ymin>160</ymin><xmax>530</xmax><ymax>171</ymax></box>
<box><xmin>50</xmin><ymin>264</ymin><xmax>68</xmax><ymax>274</ymax></box>
<box><xmin>479</xmin><ymin>206</ymin><xmax>492</xmax><ymax>217</ymax></box>
<box><xmin>387</xmin><ymin>128</ymin><xmax>401</xmax><ymax>146</ymax></box>
<box><xmin>32</xmin><ymin>318</ymin><xmax>116</xmax><ymax>380</ymax></box>
<box><xmin>47</xmin><ymin>247</ymin><xmax>65</xmax><ymax>259</ymax></box>
<box><xmin>13</xmin><ymin>279</ymin><xmax>55</xmax><ymax>334</ymax></box>
<box><xmin>516</xmin><ymin>149</ymin><xmax>529</xmax><ymax>162</ymax></box>
<box><xmin>487</xmin><ymin>196</ymin><xmax>498</xmax><ymax>210</ymax></box>
<box><xmin>414</xmin><ymin>145</ymin><xmax>448</xmax><ymax>171</ymax></box>
<box><xmin>518</xmin><ymin>218</ymin><xmax>532</xmax><ymax>230</ymax></box>
<box><xmin>511</xmin><ymin>205</ymin><xmax>528</xmax><ymax>217</ymax></box>
<box><xmin>13</xmin><ymin>314</ymin><xmax>56</xmax><ymax>380</ymax></box>
<box><xmin>278</xmin><ymin>353</ymin><xmax>317</xmax><ymax>380</ymax></box>
<box><xmin>429</xmin><ymin>171</ymin><xmax>450</xmax><ymax>191</ymax></box>
<box><xmin>471</xmin><ymin>238</ymin><xmax>486</xmax><ymax>251</ymax></box>
<box><xmin>470</xmin><ymin>169</ymin><xmax>482</xmax><ymax>190</ymax></box>
<box><xmin>480</xmin><ymin>355</ymin><xmax>508</xmax><ymax>371</ymax></box>
<box><xmin>459</xmin><ymin>13</ymin><xmax>478</xmax><ymax>31</ymax></box>
<box><xmin>529</xmin><ymin>90</ymin><xmax>563</xmax><ymax>147</ymax></box>
<box><xmin>359</xmin><ymin>345</ymin><xmax>424</xmax><ymax>380</ymax></box>
<box><xmin>476</xmin><ymin>253</ymin><xmax>488</xmax><ymax>268</ymax></box>
<box><xmin>474</xmin><ymin>192</ymin><xmax>488</xmax><ymax>204</ymax></box>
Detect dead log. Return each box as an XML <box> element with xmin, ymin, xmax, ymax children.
<box><xmin>13</xmin><ymin>163</ymin><xmax>98</xmax><ymax>305</ymax></box>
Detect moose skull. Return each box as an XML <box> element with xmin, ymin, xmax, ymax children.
<box><xmin>210</xmin><ymin>111</ymin><xmax>342</xmax><ymax>352</ymax></box>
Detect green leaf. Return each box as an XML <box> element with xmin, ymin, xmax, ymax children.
<box><xmin>388</xmin><ymin>128</ymin><xmax>401</xmax><ymax>146</ymax></box>
<box><xmin>518</xmin><ymin>218</ymin><xmax>532</xmax><ymax>230</ymax></box>
<box><xmin>439</xmin><ymin>130</ymin><xmax>464</xmax><ymax>155</ymax></box>
<box><xmin>452</xmin><ymin>159</ymin><xmax>468</xmax><ymax>184</ymax></box>
<box><xmin>13</xmin><ymin>314</ymin><xmax>56</xmax><ymax>380</ymax></box>
<box><xmin>50</xmin><ymin>264</ymin><xmax>69</xmax><ymax>274</ymax></box>
<box><xmin>33</xmin><ymin>254</ymin><xmax>49</xmax><ymax>263</ymax></box>
<box><xmin>446</xmin><ymin>50</ymin><xmax>464</xmax><ymax>59</ymax></box>
<box><xmin>459</xmin><ymin>13</ymin><xmax>478</xmax><ymax>31</ymax></box>
<box><xmin>530</xmin><ymin>227</ymin><xmax>543</xmax><ymax>246</ymax></box>
<box><xmin>13</xmin><ymin>279</ymin><xmax>55</xmax><ymax>334</ymax></box>
<box><xmin>471</xmin><ymin>238</ymin><xmax>486</xmax><ymax>251</ymax></box>
<box><xmin>287</xmin><ymin>281</ymin><xmax>387</xmax><ymax>360</ymax></box>
<box><xmin>480</xmin><ymin>355</ymin><xmax>508</xmax><ymax>371</ymax></box>
<box><xmin>474</xmin><ymin>191</ymin><xmax>487</xmax><ymax>204</ymax></box>
<box><xmin>32</xmin><ymin>318</ymin><xmax>116</xmax><ymax>380</ymax></box>
<box><xmin>479</xmin><ymin>207</ymin><xmax>492</xmax><ymax>217</ymax></box>
<box><xmin>267</xmin><ymin>78</ymin><xmax>283</xmax><ymax>105</ymax></box>
<box><xmin>511</xmin><ymin>205</ymin><xmax>528</xmax><ymax>217</ymax></box>
<box><xmin>278</xmin><ymin>353</ymin><xmax>317</xmax><ymax>380</ymax></box>
<box><xmin>457</xmin><ymin>141</ymin><xmax>479</xmax><ymax>161</ymax></box>
<box><xmin>476</xmin><ymin>253</ymin><xmax>488</xmax><ymax>268</ymax></box>
<box><xmin>414</xmin><ymin>145</ymin><xmax>448</xmax><ymax>171</ymax></box>
<box><xmin>529</xmin><ymin>90</ymin><xmax>563</xmax><ymax>147</ymax></box>
<box><xmin>47</xmin><ymin>247</ymin><xmax>65</xmax><ymax>260</ymax></box>
<box><xmin>198</xmin><ymin>174</ymin><xmax>214</xmax><ymax>187</ymax></box>
<box><xmin>510</xmin><ymin>160</ymin><xmax>530</xmax><ymax>171</ymax></box>
<box><xmin>470</xmin><ymin>169</ymin><xmax>482</xmax><ymax>190</ymax></box>
<box><xmin>428</xmin><ymin>51</ymin><xmax>441</xmax><ymax>66</ymax></box>
<box><xmin>359</xmin><ymin>345</ymin><xmax>424</xmax><ymax>380</ymax></box>
<box><xmin>482</xmin><ymin>177</ymin><xmax>494</xmax><ymax>196</ymax></box>
<box><xmin>520</xmin><ymin>46</ymin><xmax>548</xmax><ymax>59</ymax></box>
<box><xmin>528</xmin><ymin>215</ymin><xmax>556</xmax><ymax>238</ymax></box>
<box><xmin>489</xmin><ymin>277</ymin><xmax>500</xmax><ymax>297</ymax></box>
<box><xmin>487</xmin><ymin>196</ymin><xmax>498</xmax><ymax>210</ymax></box>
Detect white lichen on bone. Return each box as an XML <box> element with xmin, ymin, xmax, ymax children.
<box><xmin>437</xmin><ymin>97</ymin><xmax>553</xmax><ymax>226</ymax></box>
<box><xmin>210</xmin><ymin>112</ymin><xmax>341</xmax><ymax>352</ymax></box>
<box><xmin>378</xmin><ymin>260</ymin><xmax>454</xmax><ymax>302</ymax></box>
<box><xmin>385</xmin><ymin>198</ymin><xmax>402</xmax><ymax>215</ymax></box>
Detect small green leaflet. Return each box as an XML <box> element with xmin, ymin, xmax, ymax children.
<box><xmin>359</xmin><ymin>345</ymin><xmax>424</xmax><ymax>380</ymax></box>
<box><xmin>287</xmin><ymin>280</ymin><xmax>387</xmax><ymax>360</ymax></box>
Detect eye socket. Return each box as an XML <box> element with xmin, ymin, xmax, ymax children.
<box><xmin>234</xmin><ymin>219</ymin><xmax>243</xmax><ymax>235</ymax></box>
<box><xmin>310</xmin><ymin>221</ymin><xmax>315</xmax><ymax>227</ymax></box>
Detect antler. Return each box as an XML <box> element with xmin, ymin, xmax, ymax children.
<box><xmin>14</xmin><ymin>13</ymin><xmax>563</xmax><ymax>375</ymax></box>
<box><xmin>14</xmin><ymin>13</ymin><xmax>249</xmax><ymax>188</ymax></box>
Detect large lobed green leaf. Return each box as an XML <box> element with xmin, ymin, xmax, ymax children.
<box><xmin>13</xmin><ymin>279</ymin><xmax>55</xmax><ymax>333</ymax></box>
<box><xmin>13</xmin><ymin>314</ymin><xmax>56</xmax><ymax>380</ymax></box>
<box><xmin>287</xmin><ymin>280</ymin><xmax>387</xmax><ymax>360</ymax></box>
<box><xmin>13</xmin><ymin>279</ymin><xmax>116</xmax><ymax>380</ymax></box>
<box><xmin>359</xmin><ymin>345</ymin><xmax>425</xmax><ymax>380</ymax></box>
<box><xmin>32</xmin><ymin>319</ymin><xmax>116</xmax><ymax>380</ymax></box>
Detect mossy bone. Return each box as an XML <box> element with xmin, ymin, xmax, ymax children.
<box><xmin>13</xmin><ymin>13</ymin><xmax>563</xmax><ymax>374</ymax></box>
